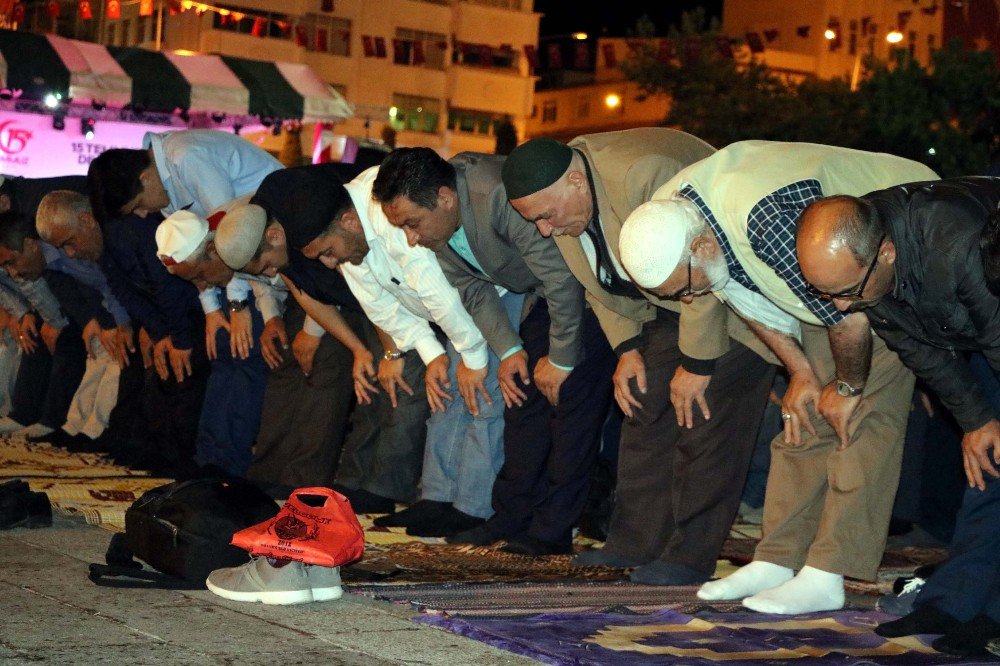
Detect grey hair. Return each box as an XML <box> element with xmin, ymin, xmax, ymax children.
<box><xmin>185</xmin><ymin>231</ymin><xmax>216</xmax><ymax>265</ymax></box>
<box><xmin>35</xmin><ymin>190</ymin><xmax>91</xmax><ymax>241</ymax></box>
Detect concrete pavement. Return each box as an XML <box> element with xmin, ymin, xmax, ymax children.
<box><xmin>0</xmin><ymin>513</ymin><xmax>536</xmax><ymax>665</ymax></box>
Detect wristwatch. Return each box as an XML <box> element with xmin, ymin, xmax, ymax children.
<box><xmin>383</xmin><ymin>349</ymin><xmax>404</xmax><ymax>361</ymax></box>
<box><xmin>228</xmin><ymin>298</ymin><xmax>250</xmax><ymax>313</ymax></box>
<box><xmin>835</xmin><ymin>379</ymin><xmax>864</xmax><ymax>397</ymax></box>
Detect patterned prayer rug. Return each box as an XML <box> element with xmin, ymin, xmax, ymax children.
<box><xmin>415</xmin><ymin>609</ymin><xmax>989</xmax><ymax>665</ymax></box>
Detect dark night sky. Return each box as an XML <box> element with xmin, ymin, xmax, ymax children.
<box><xmin>534</xmin><ymin>1</ymin><xmax>725</xmax><ymax>38</ymax></box>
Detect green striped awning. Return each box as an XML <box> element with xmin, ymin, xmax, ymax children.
<box><xmin>0</xmin><ymin>28</ymin><xmax>351</xmax><ymax>122</ymax></box>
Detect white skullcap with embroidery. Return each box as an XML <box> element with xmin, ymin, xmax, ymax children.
<box><xmin>619</xmin><ymin>198</ymin><xmax>697</xmax><ymax>289</ymax></box>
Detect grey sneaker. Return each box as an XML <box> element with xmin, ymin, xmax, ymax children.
<box><xmin>986</xmin><ymin>637</ymin><xmax>1000</xmax><ymax>658</ymax></box>
<box><xmin>304</xmin><ymin>564</ymin><xmax>343</xmax><ymax>602</ymax></box>
<box><xmin>206</xmin><ymin>558</ymin><xmax>315</xmax><ymax>605</ymax></box>
<box><xmin>876</xmin><ymin>576</ymin><xmax>925</xmax><ymax>616</ymax></box>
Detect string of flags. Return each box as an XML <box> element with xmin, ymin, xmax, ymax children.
<box><xmin>0</xmin><ymin>0</ymin><xmax>336</xmax><ymax>24</ymax></box>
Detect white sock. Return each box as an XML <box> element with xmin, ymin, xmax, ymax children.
<box><xmin>697</xmin><ymin>560</ymin><xmax>794</xmax><ymax>601</ymax></box>
<box><xmin>15</xmin><ymin>424</ymin><xmax>54</xmax><ymax>439</ymax></box>
<box><xmin>0</xmin><ymin>416</ymin><xmax>23</xmax><ymax>434</ymax></box>
<box><xmin>742</xmin><ymin>565</ymin><xmax>845</xmax><ymax>614</ymax></box>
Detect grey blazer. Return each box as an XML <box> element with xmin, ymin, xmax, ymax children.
<box><xmin>435</xmin><ymin>152</ymin><xmax>585</xmax><ymax>368</ymax></box>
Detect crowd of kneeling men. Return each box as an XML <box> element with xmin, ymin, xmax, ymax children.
<box><xmin>0</xmin><ymin>126</ymin><xmax>998</xmax><ymax>657</ymax></box>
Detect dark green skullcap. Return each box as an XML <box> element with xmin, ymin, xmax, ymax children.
<box><xmin>501</xmin><ymin>138</ymin><xmax>573</xmax><ymax>199</ymax></box>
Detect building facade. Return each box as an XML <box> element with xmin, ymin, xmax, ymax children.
<box><xmin>31</xmin><ymin>0</ymin><xmax>541</xmax><ymax>158</ymax></box>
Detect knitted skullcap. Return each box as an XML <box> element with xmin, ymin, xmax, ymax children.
<box><xmin>155</xmin><ymin>210</ymin><xmax>208</xmax><ymax>266</ymax></box>
<box><xmin>501</xmin><ymin>138</ymin><xmax>573</xmax><ymax>199</ymax></box>
<box><xmin>215</xmin><ymin>203</ymin><xmax>267</xmax><ymax>270</ymax></box>
<box><xmin>619</xmin><ymin>199</ymin><xmax>693</xmax><ymax>288</ymax></box>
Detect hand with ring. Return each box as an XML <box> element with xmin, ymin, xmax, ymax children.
<box><xmin>781</xmin><ymin>412</ymin><xmax>792</xmax><ymax>421</ymax></box>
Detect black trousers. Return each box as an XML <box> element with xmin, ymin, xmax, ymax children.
<box><xmin>10</xmin><ymin>323</ymin><xmax>85</xmax><ymax>429</ymax></box>
<box><xmin>489</xmin><ymin>300</ymin><xmax>616</xmax><ymax>544</ymax></box>
<box><xmin>248</xmin><ymin>301</ymin><xmax>355</xmax><ymax>489</ymax></box>
<box><xmin>603</xmin><ymin>310</ymin><xmax>774</xmax><ymax>575</ymax></box>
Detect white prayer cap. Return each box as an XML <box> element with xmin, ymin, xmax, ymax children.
<box><xmin>619</xmin><ymin>198</ymin><xmax>695</xmax><ymax>288</ymax></box>
<box><xmin>216</xmin><ymin>203</ymin><xmax>267</xmax><ymax>270</ymax></box>
<box><xmin>155</xmin><ymin>210</ymin><xmax>209</xmax><ymax>266</ymax></box>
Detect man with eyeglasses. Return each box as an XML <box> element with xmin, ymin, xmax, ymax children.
<box><xmin>797</xmin><ymin>177</ymin><xmax>1000</xmax><ymax>657</ymax></box>
<box><xmin>501</xmin><ymin>131</ymin><xmax>775</xmax><ymax>585</ymax></box>
<box><xmin>618</xmin><ymin>140</ymin><xmax>937</xmax><ymax>615</ymax></box>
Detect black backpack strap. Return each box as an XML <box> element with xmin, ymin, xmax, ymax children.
<box><xmin>87</xmin><ymin>563</ymin><xmax>203</xmax><ymax>590</ymax></box>
<box><xmin>87</xmin><ymin>533</ymin><xmax>202</xmax><ymax>590</ymax></box>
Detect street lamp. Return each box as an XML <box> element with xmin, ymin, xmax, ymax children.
<box><xmin>886</xmin><ymin>30</ymin><xmax>904</xmax><ymax>44</ymax></box>
<box><xmin>824</xmin><ymin>29</ymin><xmax>837</xmax><ymax>40</ymax></box>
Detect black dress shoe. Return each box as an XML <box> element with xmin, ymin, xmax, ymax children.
<box><xmin>407</xmin><ymin>506</ymin><xmax>485</xmax><ymax>538</ymax></box>
<box><xmin>875</xmin><ymin>605</ymin><xmax>961</xmax><ymax>638</ymax></box>
<box><xmin>500</xmin><ymin>534</ymin><xmax>572</xmax><ymax>556</ymax></box>
<box><xmin>932</xmin><ymin>616</ymin><xmax>1000</xmax><ymax>657</ymax></box>
<box><xmin>334</xmin><ymin>486</ymin><xmax>396</xmax><ymax>514</ymax></box>
<box><xmin>373</xmin><ymin>500</ymin><xmax>449</xmax><ymax>528</ymax></box>
<box><xmin>446</xmin><ymin>523</ymin><xmax>510</xmax><ymax>546</ymax></box>
<box><xmin>0</xmin><ymin>491</ymin><xmax>52</xmax><ymax>529</ymax></box>
<box><xmin>573</xmin><ymin>549</ymin><xmax>644</xmax><ymax>568</ymax></box>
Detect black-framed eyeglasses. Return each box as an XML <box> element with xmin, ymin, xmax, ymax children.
<box><xmin>663</xmin><ymin>256</ymin><xmax>695</xmax><ymax>301</ymax></box>
<box><xmin>808</xmin><ymin>234</ymin><xmax>886</xmax><ymax>301</ymax></box>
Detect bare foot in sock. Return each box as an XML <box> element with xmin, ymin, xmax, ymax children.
<box><xmin>742</xmin><ymin>566</ymin><xmax>844</xmax><ymax>614</ymax></box>
<box><xmin>697</xmin><ymin>561</ymin><xmax>793</xmax><ymax>601</ymax></box>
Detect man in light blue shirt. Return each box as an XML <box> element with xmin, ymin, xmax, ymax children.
<box><xmin>87</xmin><ymin>130</ymin><xmax>283</xmax><ymax>478</ymax></box>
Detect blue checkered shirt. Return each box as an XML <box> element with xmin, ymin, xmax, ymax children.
<box><xmin>679</xmin><ymin>180</ymin><xmax>845</xmax><ymax>326</ymax></box>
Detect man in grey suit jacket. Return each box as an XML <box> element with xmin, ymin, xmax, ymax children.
<box><xmin>373</xmin><ymin>148</ymin><xmax>616</xmax><ymax>556</ymax></box>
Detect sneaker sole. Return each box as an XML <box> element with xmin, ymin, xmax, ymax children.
<box><xmin>205</xmin><ymin>579</ymin><xmax>314</xmax><ymax>605</ymax></box>
<box><xmin>311</xmin><ymin>585</ymin><xmax>344</xmax><ymax>602</ymax></box>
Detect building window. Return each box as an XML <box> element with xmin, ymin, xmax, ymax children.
<box><xmin>461</xmin><ymin>0</ymin><xmax>523</xmax><ymax>9</ymax></box>
<box><xmin>394</xmin><ymin>28</ymin><xmax>447</xmax><ymax>69</ymax></box>
<box><xmin>447</xmin><ymin>108</ymin><xmax>508</xmax><ymax>136</ymax></box>
<box><xmin>389</xmin><ymin>94</ymin><xmax>440</xmax><ymax>134</ymax></box>
<box><xmin>542</xmin><ymin>101</ymin><xmax>557</xmax><ymax>123</ymax></box>
<box><xmin>300</xmin><ymin>14</ymin><xmax>351</xmax><ymax>56</ymax></box>
<box><xmin>452</xmin><ymin>43</ymin><xmax>518</xmax><ymax>70</ymax></box>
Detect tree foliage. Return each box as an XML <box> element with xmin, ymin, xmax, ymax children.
<box><xmin>621</xmin><ymin>13</ymin><xmax>1000</xmax><ymax>177</ymax></box>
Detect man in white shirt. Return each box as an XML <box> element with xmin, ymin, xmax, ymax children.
<box><xmin>216</xmin><ymin>167</ymin><xmax>510</xmax><ymax>536</ymax></box>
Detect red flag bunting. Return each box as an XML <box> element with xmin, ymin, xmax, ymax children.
<box><xmin>106</xmin><ymin>0</ymin><xmax>120</xmax><ymax>20</ymax></box>
<box><xmin>294</xmin><ymin>25</ymin><xmax>307</xmax><ymax>47</ymax></box>
<box><xmin>11</xmin><ymin>1</ymin><xmax>23</xmax><ymax>22</ymax></box>
<box><xmin>47</xmin><ymin>0</ymin><xmax>60</xmax><ymax>18</ymax></box>
<box><xmin>79</xmin><ymin>0</ymin><xmax>92</xmax><ymax>19</ymax></box>
<box><xmin>523</xmin><ymin>44</ymin><xmax>537</xmax><ymax>72</ymax></box>
<box><xmin>316</xmin><ymin>28</ymin><xmax>328</xmax><ymax>51</ymax></box>
<box><xmin>601</xmin><ymin>42</ymin><xmax>617</xmax><ymax>68</ymax></box>
<box><xmin>251</xmin><ymin>17</ymin><xmax>266</xmax><ymax>37</ymax></box>
<box><xmin>546</xmin><ymin>42</ymin><xmax>562</xmax><ymax>69</ymax></box>
<box><xmin>362</xmin><ymin>35</ymin><xmax>375</xmax><ymax>57</ymax></box>
<box><xmin>412</xmin><ymin>39</ymin><xmax>425</xmax><ymax>65</ymax></box>
<box><xmin>139</xmin><ymin>0</ymin><xmax>153</xmax><ymax>16</ymax></box>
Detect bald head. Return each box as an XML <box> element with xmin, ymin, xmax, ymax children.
<box><xmin>797</xmin><ymin>195</ymin><xmax>893</xmax><ymax>308</ymax></box>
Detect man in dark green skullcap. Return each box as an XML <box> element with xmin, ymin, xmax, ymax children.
<box><xmin>501</xmin><ymin>129</ymin><xmax>776</xmax><ymax>586</ymax></box>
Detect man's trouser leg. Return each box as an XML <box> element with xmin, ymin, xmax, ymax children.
<box><xmin>522</xmin><ymin>305</ymin><xmax>616</xmax><ymax>545</ymax></box>
<box><xmin>915</xmin><ymin>478</ymin><xmax>1000</xmax><ymax>621</ymax></box>
<box><xmin>249</xmin><ymin>302</ymin><xmax>355</xmax><ymax>489</ymax></box>
<box><xmin>754</xmin><ymin>328</ymin><xmax>914</xmax><ymax>580</ymax></box>
<box><xmin>333</xmin><ymin>310</ymin><xmax>427</xmax><ymax>503</ymax></box>
<box><xmin>195</xmin><ymin>306</ymin><xmax>268</xmax><ymax>477</ymax></box>
<box><xmin>0</xmin><ymin>330</ymin><xmax>21</xmax><ymax>416</ymax></box>
<box><xmin>39</xmin><ymin>323</ymin><xmax>86</xmax><ymax>430</ymax></box>
<box><xmin>63</xmin><ymin>342</ymin><xmax>120</xmax><ymax>439</ymax></box>
<box><xmin>10</xmin><ymin>344</ymin><xmax>52</xmax><ymax>427</ymax></box>
<box><xmin>603</xmin><ymin>311</ymin><xmax>773</xmax><ymax>572</ymax></box>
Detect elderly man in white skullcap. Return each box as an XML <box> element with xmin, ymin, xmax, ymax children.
<box><xmin>619</xmin><ymin>140</ymin><xmax>936</xmax><ymax>615</ymax></box>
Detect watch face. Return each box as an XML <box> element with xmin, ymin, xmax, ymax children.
<box><xmin>837</xmin><ymin>383</ymin><xmax>849</xmax><ymax>396</ymax></box>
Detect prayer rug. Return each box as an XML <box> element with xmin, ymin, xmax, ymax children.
<box><xmin>415</xmin><ymin>609</ymin><xmax>986</xmax><ymax>665</ymax></box>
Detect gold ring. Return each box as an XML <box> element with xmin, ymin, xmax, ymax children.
<box><xmin>781</xmin><ymin>413</ymin><xmax>792</xmax><ymax>420</ymax></box>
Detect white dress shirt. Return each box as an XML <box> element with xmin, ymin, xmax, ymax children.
<box><xmin>340</xmin><ymin>168</ymin><xmax>488</xmax><ymax>370</ymax></box>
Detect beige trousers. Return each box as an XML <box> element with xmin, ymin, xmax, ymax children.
<box><xmin>63</xmin><ymin>342</ymin><xmax>120</xmax><ymax>439</ymax></box>
<box><xmin>754</xmin><ymin>324</ymin><xmax>915</xmax><ymax>581</ymax></box>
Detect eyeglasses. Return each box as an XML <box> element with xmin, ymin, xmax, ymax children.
<box><xmin>808</xmin><ymin>234</ymin><xmax>885</xmax><ymax>301</ymax></box>
<box><xmin>663</xmin><ymin>256</ymin><xmax>695</xmax><ymax>301</ymax></box>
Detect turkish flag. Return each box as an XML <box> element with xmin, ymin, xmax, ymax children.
<box><xmin>294</xmin><ymin>25</ymin><xmax>307</xmax><ymax>47</ymax></box>
<box><xmin>412</xmin><ymin>40</ymin><xmax>425</xmax><ymax>66</ymax></box>
<box><xmin>251</xmin><ymin>17</ymin><xmax>266</xmax><ymax>37</ymax></box>
<box><xmin>106</xmin><ymin>0</ymin><xmax>120</xmax><ymax>20</ymax></box>
<box><xmin>601</xmin><ymin>43</ymin><xmax>617</xmax><ymax>68</ymax></box>
<box><xmin>47</xmin><ymin>0</ymin><xmax>60</xmax><ymax>18</ymax></box>
<box><xmin>139</xmin><ymin>0</ymin><xmax>153</xmax><ymax>16</ymax></box>
<box><xmin>315</xmin><ymin>28</ymin><xmax>328</xmax><ymax>52</ymax></box>
<box><xmin>79</xmin><ymin>0</ymin><xmax>92</xmax><ymax>19</ymax></box>
<box><xmin>11</xmin><ymin>1</ymin><xmax>24</xmax><ymax>23</ymax></box>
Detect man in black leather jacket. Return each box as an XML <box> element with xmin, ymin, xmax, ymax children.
<box><xmin>796</xmin><ymin>176</ymin><xmax>1000</xmax><ymax>658</ymax></box>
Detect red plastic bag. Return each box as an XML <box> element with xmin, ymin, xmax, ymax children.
<box><xmin>231</xmin><ymin>487</ymin><xmax>364</xmax><ymax>567</ymax></box>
